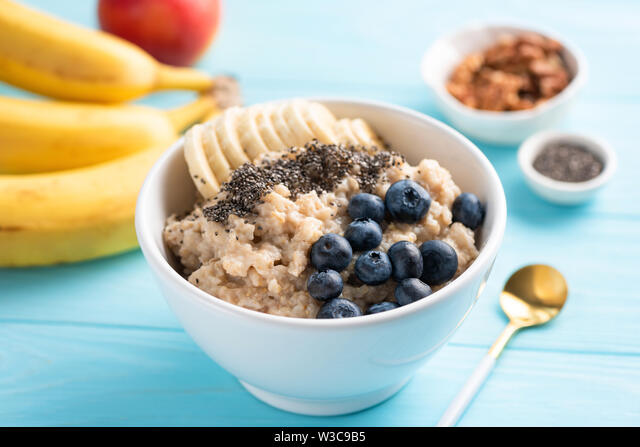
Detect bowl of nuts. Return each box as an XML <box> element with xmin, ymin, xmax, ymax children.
<box><xmin>421</xmin><ymin>23</ymin><xmax>588</xmax><ymax>145</ymax></box>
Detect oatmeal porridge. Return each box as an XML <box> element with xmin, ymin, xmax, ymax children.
<box><xmin>164</xmin><ymin>138</ymin><xmax>482</xmax><ymax>319</ymax></box>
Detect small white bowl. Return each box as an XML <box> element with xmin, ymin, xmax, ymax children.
<box><xmin>135</xmin><ymin>99</ymin><xmax>507</xmax><ymax>416</ymax></box>
<box><xmin>421</xmin><ymin>23</ymin><xmax>588</xmax><ymax>145</ymax></box>
<box><xmin>518</xmin><ymin>130</ymin><xmax>616</xmax><ymax>205</ymax></box>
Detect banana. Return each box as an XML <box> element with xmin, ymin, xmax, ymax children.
<box><xmin>0</xmin><ymin>0</ymin><xmax>216</xmax><ymax>103</ymax></box>
<box><xmin>200</xmin><ymin>76</ymin><xmax>243</xmax><ymax>123</ymax></box>
<box><xmin>215</xmin><ymin>107</ymin><xmax>250</xmax><ymax>168</ymax></box>
<box><xmin>348</xmin><ymin>119</ymin><xmax>370</xmax><ymax>146</ymax></box>
<box><xmin>184</xmin><ymin>125</ymin><xmax>220</xmax><ymax>199</ymax></box>
<box><xmin>0</xmin><ymin>94</ymin><xmax>219</xmax><ymax>174</ymax></box>
<box><xmin>333</xmin><ymin>119</ymin><xmax>361</xmax><ymax>146</ymax></box>
<box><xmin>270</xmin><ymin>103</ymin><xmax>299</xmax><ymax>148</ymax></box>
<box><xmin>350</xmin><ymin>118</ymin><xmax>383</xmax><ymax>148</ymax></box>
<box><xmin>182</xmin><ymin>101</ymin><xmax>386</xmax><ymax>201</ymax></box>
<box><xmin>282</xmin><ymin>100</ymin><xmax>316</xmax><ymax>145</ymax></box>
<box><xmin>236</xmin><ymin>106</ymin><xmax>268</xmax><ymax>161</ymax></box>
<box><xmin>201</xmin><ymin>121</ymin><xmax>231</xmax><ymax>184</ymax></box>
<box><xmin>255</xmin><ymin>104</ymin><xmax>285</xmax><ymax>150</ymax></box>
<box><xmin>0</xmin><ymin>144</ymin><xmax>166</xmax><ymax>267</ymax></box>
<box><xmin>298</xmin><ymin>100</ymin><xmax>338</xmax><ymax>144</ymax></box>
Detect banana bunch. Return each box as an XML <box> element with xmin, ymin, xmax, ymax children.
<box><xmin>0</xmin><ymin>0</ymin><xmax>238</xmax><ymax>266</ymax></box>
<box><xmin>185</xmin><ymin>99</ymin><xmax>383</xmax><ymax>198</ymax></box>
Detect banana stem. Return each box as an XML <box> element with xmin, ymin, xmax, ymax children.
<box><xmin>155</xmin><ymin>64</ymin><xmax>215</xmax><ymax>92</ymax></box>
<box><xmin>166</xmin><ymin>95</ymin><xmax>220</xmax><ymax>132</ymax></box>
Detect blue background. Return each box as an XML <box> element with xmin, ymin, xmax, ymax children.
<box><xmin>1</xmin><ymin>0</ymin><xmax>639</xmax><ymax>426</ymax></box>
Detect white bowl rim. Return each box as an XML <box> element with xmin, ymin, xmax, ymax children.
<box><xmin>135</xmin><ymin>97</ymin><xmax>507</xmax><ymax>328</ymax></box>
<box><xmin>420</xmin><ymin>21</ymin><xmax>589</xmax><ymax>121</ymax></box>
<box><xmin>517</xmin><ymin>130</ymin><xmax>617</xmax><ymax>192</ymax></box>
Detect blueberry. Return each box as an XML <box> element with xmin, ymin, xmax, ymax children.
<box><xmin>420</xmin><ymin>240</ymin><xmax>458</xmax><ymax>286</ymax></box>
<box><xmin>354</xmin><ymin>250</ymin><xmax>392</xmax><ymax>285</ymax></box>
<box><xmin>394</xmin><ymin>278</ymin><xmax>432</xmax><ymax>306</ymax></box>
<box><xmin>452</xmin><ymin>192</ymin><xmax>485</xmax><ymax>230</ymax></box>
<box><xmin>310</xmin><ymin>233</ymin><xmax>352</xmax><ymax>272</ymax></box>
<box><xmin>388</xmin><ymin>241</ymin><xmax>423</xmax><ymax>281</ymax></box>
<box><xmin>307</xmin><ymin>270</ymin><xmax>343</xmax><ymax>301</ymax></box>
<box><xmin>365</xmin><ymin>301</ymin><xmax>400</xmax><ymax>315</ymax></box>
<box><xmin>345</xmin><ymin>218</ymin><xmax>382</xmax><ymax>251</ymax></box>
<box><xmin>385</xmin><ymin>180</ymin><xmax>431</xmax><ymax>223</ymax></box>
<box><xmin>348</xmin><ymin>193</ymin><xmax>385</xmax><ymax>223</ymax></box>
<box><xmin>316</xmin><ymin>298</ymin><xmax>362</xmax><ymax>319</ymax></box>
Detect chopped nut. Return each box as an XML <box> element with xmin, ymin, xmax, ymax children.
<box><xmin>446</xmin><ymin>33</ymin><xmax>571</xmax><ymax>111</ymax></box>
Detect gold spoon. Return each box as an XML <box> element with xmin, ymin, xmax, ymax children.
<box><xmin>437</xmin><ymin>264</ymin><xmax>568</xmax><ymax>427</ymax></box>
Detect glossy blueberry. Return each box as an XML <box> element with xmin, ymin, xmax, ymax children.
<box><xmin>394</xmin><ymin>278</ymin><xmax>432</xmax><ymax>306</ymax></box>
<box><xmin>354</xmin><ymin>250</ymin><xmax>392</xmax><ymax>285</ymax></box>
<box><xmin>307</xmin><ymin>270</ymin><xmax>343</xmax><ymax>301</ymax></box>
<box><xmin>316</xmin><ymin>298</ymin><xmax>362</xmax><ymax>319</ymax></box>
<box><xmin>310</xmin><ymin>233</ymin><xmax>352</xmax><ymax>272</ymax></box>
<box><xmin>388</xmin><ymin>241</ymin><xmax>423</xmax><ymax>281</ymax></box>
<box><xmin>420</xmin><ymin>240</ymin><xmax>458</xmax><ymax>286</ymax></box>
<box><xmin>345</xmin><ymin>218</ymin><xmax>383</xmax><ymax>252</ymax></box>
<box><xmin>348</xmin><ymin>193</ymin><xmax>385</xmax><ymax>223</ymax></box>
<box><xmin>365</xmin><ymin>301</ymin><xmax>400</xmax><ymax>315</ymax></box>
<box><xmin>452</xmin><ymin>192</ymin><xmax>485</xmax><ymax>230</ymax></box>
<box><xmin>385</xmin><ymin>180</ymin><xmax>431</xmax><ymax>223</ymax></box>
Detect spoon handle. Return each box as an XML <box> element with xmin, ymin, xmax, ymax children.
<box><xmin>437</xmin><ymin>322</ymin><xmax>520</xmax><ymax>427</ymax></box>
<box><xmin>436</xmin><ymin>353</ymin><xmax>495</xmax><ymax>427</ymax></box>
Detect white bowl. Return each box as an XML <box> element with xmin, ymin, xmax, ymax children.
<box><xmin>135</xmin><ymin>99</ymin><xmax>507</xmax><ymax>416</ymax></box>
<box><xmin>421</xmin><ymin>23</ymin><xmax>588</xmax><ymax>145</ymax></box>
<box><xmin>518</xmin><ymin>130</ymin><xmax>616</xmax><ymax>205</ymax></box>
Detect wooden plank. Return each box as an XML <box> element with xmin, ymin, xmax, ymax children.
<box><xmin>1</xmin><ymin>322</ymin><xmax>638</xmax><ymax>426</ymax></box>
<box><xmin>0</xmin><ymin>252</ymin><xmax>180</xmax><ymax>329</ymax></box>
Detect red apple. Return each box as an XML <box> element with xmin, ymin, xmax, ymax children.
<box><xmin>98</xmin><ymin>0</ymin><xmax>221</xmax><ymax>67</ymax></box>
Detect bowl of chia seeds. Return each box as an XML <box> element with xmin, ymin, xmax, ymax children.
<box><xmin>518</xmin><ymin>130</ymin><xmax>616</xmax><ymax>204</ymax></box>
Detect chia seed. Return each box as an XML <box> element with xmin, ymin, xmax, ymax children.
<box><xmin>533</xmin><ymin>141</ymin><xmax>603</xmax><ymax>182</ymax></box>
<box><xmin>203</xmin><ymin>141</ymin><xmax>401</xmax><ymax>223</ymax></box>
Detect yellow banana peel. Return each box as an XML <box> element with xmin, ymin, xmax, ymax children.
<box><xmin>0</xmin><ymin>94</ymin><xmax>218</xmax><ymax>173</ymax></box>
<box><xmin>0</xmin><ymin>144</ymin><xmax>164</xmax><ymax>266</ymax></box>
<box><xmin>0</xmin><ymin>0</ymin><xmax>216</xmax><ymax>103</ymax></box>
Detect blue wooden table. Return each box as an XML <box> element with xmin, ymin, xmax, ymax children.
<box><xmin>1</xmin><ymin>0</ymin><xmax>639</xmax><ymax>427</ymax></box>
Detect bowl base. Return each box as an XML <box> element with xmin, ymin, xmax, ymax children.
<box><xmin>239</xmin><ymin>378</ymin><xmax>411</xmax><ymax>416</ymax></box>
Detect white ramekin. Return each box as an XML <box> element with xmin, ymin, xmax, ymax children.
<box><xmin>135</xmin><ymin>99</ymin><xmax>507</xmax><ymax>416</ymax></box>
<box><xmin>518</xmin><ymin>130</ymin><xmax>616</xmax><ymax>205</ymax></box>
<box><xmin>421</xmin><ymin>22</ymin><xmax>588</xmax><ymax>145</ymax></box>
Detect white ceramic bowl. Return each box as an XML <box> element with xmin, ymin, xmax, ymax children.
<box><xmin>518</xmin><ymin>130</ymin><xmax>616</xmax><ymax>205</ymax></box>
<box><xmin>135</xmin><ymin>99</ymin><xmax>507</xmax><ymax>416</ymax></box>
<box><xmin>421</xmin><ymin>23</ymin><xmax>588</xmax><ymax>145</ymax></box>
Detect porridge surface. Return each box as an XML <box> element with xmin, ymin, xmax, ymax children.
<box><xmin>164</xmin><ymin>146</ymin><xmax>479</xmax><ymax>319</ymax></box>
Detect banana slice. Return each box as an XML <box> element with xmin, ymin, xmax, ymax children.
<box><xmin>254</xmin><ymin>104</ymin><xmax>286</xmax><ymax>151</ymax></box>
<box><xmin>350</xmin><ymin>118</ymin><xmax>383</xmax><ymax>148</ymax></box>
<box><xmin>270</xmin><ymin>102</ymin><xmax>299</xmax><ymax>148</ymax></box>
<box><xmin>184</xmin><ymin>125</ymin><xmax>219</xmax><ymax>199</ymax></box>
<box><xmin>201</xmin><ymin>121</ymin><xmax>232</xmax><ymax>183</ymax></box>
<box><xmin>347</xmin><ymin>119</ymin><xmax>370</xmax><ymax>146</ymax></box>
<box><xmin>333</xmin><ymin>119</ymin><xmax>360</xmax><ymax>146</ymax></box>
<box><xmin>236</xmin><ymin>106</ymin><xmax>268</xmax><ymax>160</ymax></box>
<box><xmin>282</xmin><ymin>100</ymin><xmax>316</xmax><ymax>145</ymax></box>
<box><xmin>297</xmin><ymin>100</ymin><xmax>338</xmax><ymax>144</ymax></box>
<box><xmin>215</xmin><ymin>107</ymin><xmax>250</xmax><ymax>168</ymax></box>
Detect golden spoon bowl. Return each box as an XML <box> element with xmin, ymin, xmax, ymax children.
<box><xmin>501</xmin><ymin>264</ymin><xmax>569</xmax><ymax>327</ymax></box>
<box><xmin>489</xmin><ymin>264</ymin><xmax>568</xmax><ymax>358</ymax></box>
